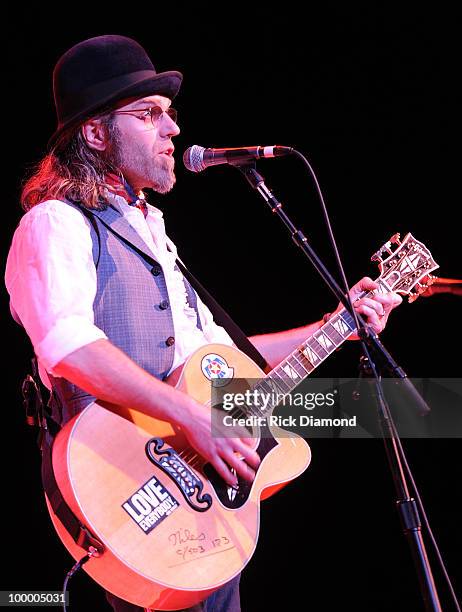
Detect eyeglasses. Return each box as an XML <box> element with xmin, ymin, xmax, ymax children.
<box><xmin>112</xmin><ymin>105</ymin><xmax>178</xmax><ymax>127</ymax></box>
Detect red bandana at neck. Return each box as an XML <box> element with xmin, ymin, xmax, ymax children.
<box><xmin>104</xmin><ymin>173</ymin><xmax>135</xmax><ymax>201</ymax></box>
<box><xmin>104</xmin><ymin>173</ymin><xmax>148</xmax><ymax>217</ymax></box>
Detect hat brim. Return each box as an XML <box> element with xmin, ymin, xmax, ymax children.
<box><xmin>48</xmin><ymin>70</ymin><xmax>182</xmax><ymax>149</ymax></box>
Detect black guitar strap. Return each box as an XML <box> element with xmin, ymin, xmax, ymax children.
<box><xmin>175</xmin><ymin>259</ymin><xmax>269</xmax><ymax>372</ymax></box>
<box><xmin>22</xmin><ymin>357</ymin><xmax>104</xmax><ymax>554</ymax></box>
<box><xmin>41</xmin><ymin>429</ymin><xmax>105</xmax><ymax>554</ymax></box>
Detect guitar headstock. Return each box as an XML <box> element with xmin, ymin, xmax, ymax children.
<box><xmin>371</xmin><ymin>233</ymin><xmax>439</xmax><ymax>302</ymax></box>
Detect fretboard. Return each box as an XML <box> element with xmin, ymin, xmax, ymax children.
<box><xmin>245</xmin><ymin>281</ymin><xmax>390</xmax><ymax>416</ymax></box>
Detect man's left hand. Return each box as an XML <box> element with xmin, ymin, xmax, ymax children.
<box><xmin>334</xmin><ymin>276</ymin><xmax>402</xmax><ymax>338</ymax></box>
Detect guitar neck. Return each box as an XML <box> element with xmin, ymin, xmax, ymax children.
<box><xmin>253</xmin><ymin>278</ymin><xmax>391</xmax><ymax>406</ymax></box>
<box><xmin>242</xmin><ymin>231</ymin><xmax>439</xmax><ymax>414</ymax></box>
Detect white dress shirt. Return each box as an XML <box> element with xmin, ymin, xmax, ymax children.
<box><xmin>5</xmin><ymin>195</ymin><xmax>234</xmax><ymax>388</ymax></box>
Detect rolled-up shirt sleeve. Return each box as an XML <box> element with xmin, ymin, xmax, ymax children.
<box><xmin>5</xmin><ymin>200</ymin><xmax>107</xmax><ymax>374</ymax></box>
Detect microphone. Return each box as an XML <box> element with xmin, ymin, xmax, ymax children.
<box><xmin>183</xmin><ymin>145</ymin><xmax>293</xmax><ymax>173</ymax></box>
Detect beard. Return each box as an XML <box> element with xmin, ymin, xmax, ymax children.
<box><xmin>104</xmin><ymin>122</ymin><xmax>176</xmax><ymax>194</ymax></box>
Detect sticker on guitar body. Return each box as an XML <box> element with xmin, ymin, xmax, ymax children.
<box><xmin>201</xmin><ymin>353</ymin><xmax>234</xmax><ymax>383</ymax></box>
<box><xmin>122</xmin><ymin>476</ymin><xmax>179</xmax><ymax>534</ymax></box>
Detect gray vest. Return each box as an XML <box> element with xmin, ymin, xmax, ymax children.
<box><xmin>49</xmin><ymin>201</ymin><xmax>202</xmax><ymax>425</ymax></box>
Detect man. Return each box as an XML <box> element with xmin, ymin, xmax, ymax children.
<box><xmin>5</xmin><ymin>35</ymin><xmax>401</xmax><ymax>611</ymax></box>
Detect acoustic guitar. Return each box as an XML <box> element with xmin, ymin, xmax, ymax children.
<box><xmin>45</xmin><ymin>233</ymin><xmax>438</xmax><ymax>610</ymax></box>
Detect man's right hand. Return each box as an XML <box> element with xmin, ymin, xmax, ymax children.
<box><xmin>179</xmin><ymin>398</ymin><xmax>261</xmax><ymax>488</ymax></box>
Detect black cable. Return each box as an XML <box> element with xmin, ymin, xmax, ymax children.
<box><xmin>291</xmin><ymin>149</ymin><xmax>364</xmax><ymax>334</ymax></box>
<box><xmin>292</xmin><ymin>148</ymin><xmax>461</xmax><ymax>610</ymax></box>
<box><xmin>62</xmin><ymin>552</ymin><xmax>92</xmax><ymax>612</ymax></box>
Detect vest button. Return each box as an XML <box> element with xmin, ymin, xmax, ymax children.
<box><xmin>165</xmin><ymin>336</ymin><xmax>175</xmax><ymax>347</ymax></box>
<box><xmin>159</xmin><ymin>299</ymin><xmax>169</xmax><ymax>310</ymax></box>
<box><xmin>151</xmin><ymin>265</ymin><xmax>161</xmax><ymax>276</ymax></box>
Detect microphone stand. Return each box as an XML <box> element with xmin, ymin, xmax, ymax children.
<box><xmin>235</xmin><ymin>162</ymin><xmax>443</xmax><ymax>611</ymax></box>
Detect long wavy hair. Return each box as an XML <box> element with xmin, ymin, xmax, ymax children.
<box><xmin>20</xmin><ymin>113</ymin><xmax>121</xmax><ymax>211</ymax></box>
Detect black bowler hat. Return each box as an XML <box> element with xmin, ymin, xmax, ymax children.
<box><xmin>48</xmin><ymin>35</ymin><xmax>183</xmax><ymax>148</ymax></box>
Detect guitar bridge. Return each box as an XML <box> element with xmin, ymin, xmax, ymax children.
<box><xmin>145</xmin><ymin>438</ymin><xmax>212</xmax><ymax>512</ymax></box>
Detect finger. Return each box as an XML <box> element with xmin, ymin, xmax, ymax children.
<box><xmin>234</xmin><ymin>461</ymin><xmax>257</xmax><ymax>483</ymax></box>
<box><xmin>354</xmin><ymin>304</ymin><xmax>382</xmax><ymax>331</ymax></box>
<box><xmin>367</xmin><ymin>294</ymin><xmax>390</xmax><ymax>305</ymax></box>
<box><xmin>369</xmin><ymin>293</ymin><xmax>401</xmax><ymax>311</ymax></box>
<box><xmin>350</xmin><ymin>276</ymin><xmax>379</xmax><ymax>298</ymax></box>
<box><xmin>232</xmin><ymin>438</ymin><xmax>261</xmax><ymax>470</ymax></box>
<box><xmin>240</xmin><ymin>436</ymin><xmax>258</xmax><ymax>448</ymax></box>
<box><xmin>367</xmin><ymin>293</ymin><xmax>403</xmax><ymax>321</ymax></box>
<box><xmin>212</xmin><ymin>455</ymin><xmax>240</xmax><ymax>487</ymax></box>
<box><xmin>354</xmin><ymin>298</ymin><xmax>385</xmax><ymax>317</ymax></box>
<box><xmin>221</xmin><ymin>447</ymin><xmax>257</xmax><ymax>483</ymax></box>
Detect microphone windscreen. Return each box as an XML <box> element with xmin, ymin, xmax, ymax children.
<box><xmin>183</xmin><ymin>145</ymin><xmax>206</xmax><ymax>172</ymax></box>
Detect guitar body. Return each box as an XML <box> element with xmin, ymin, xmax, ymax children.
<box><xmin>46</xmin><ymin>344</ymin><xmax>311</xmax><ymax>610</ymax></box>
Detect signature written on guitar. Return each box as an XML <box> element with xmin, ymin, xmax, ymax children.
<box><xmin>168</xmin><ymin>528</ymin><xmax>232</xmax><ymax>562</ymax></box>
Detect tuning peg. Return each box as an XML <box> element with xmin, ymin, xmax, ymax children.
<box><xmin>408</xmin><ymin>279</ymin><xmax>434</xmax><ymax>303</ymax></box>
<box><xmin>371</xmin><ymin>234</ymin><xmax>400</xmax><ymax>263</ymax></box>
<box><xmin>371</xmin><ymin>252</ymin><xmax>383</xmax><ymax>263</ymax></box>
<box><xmin>408</xmin><ymin>290</ymin><xmax>420</xmax><ymax>303</ymax></box>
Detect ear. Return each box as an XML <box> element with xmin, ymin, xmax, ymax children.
<box><xmin>81</xmin><ymin>118</ymin><xmax>108</xmax><ymax>151</ymax></box>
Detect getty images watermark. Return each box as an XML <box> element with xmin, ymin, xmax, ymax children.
<box><xmin>210</xmin><ymin>378</ymin><xmax>462</xmax><ymax>439</ymax></box>
<box><xmin>220</xmin><ymin>388</ymin><xmax>354</xmax><ymax>429</ymax></box>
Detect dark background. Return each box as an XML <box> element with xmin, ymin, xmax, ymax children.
<box><xmin>3</xmin><ymin>5</ymin><xmax>461</xmax><ymax>611</ymax></box>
